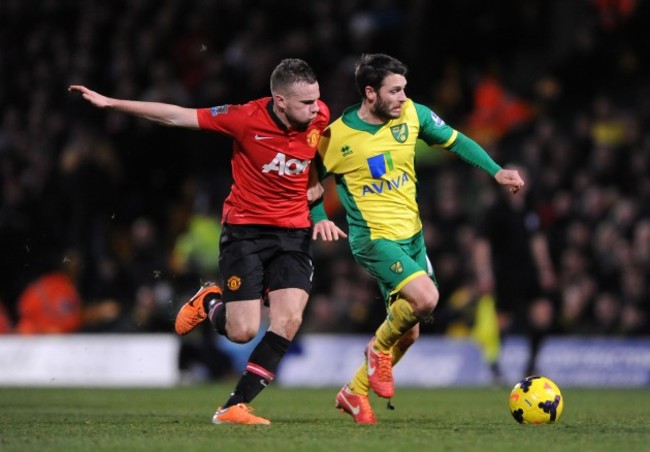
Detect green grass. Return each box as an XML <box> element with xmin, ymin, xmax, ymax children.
<box><xmin>1</xmin><ymin>385</ymin><xmax>649</xmax><ymax>452</ymax></box>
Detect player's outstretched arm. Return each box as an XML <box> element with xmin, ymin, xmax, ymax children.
<box><xmin>312</xmin><ymin>220</ymin><xmax>347</xmax><ymax>241</ymax></box>
<box><xmin>494</xmin><ymin>168</ymin><xmax>525</xmax><ymax>194</ymax></box>
<box><xmin>68</xmin><ymin>85</ymin><xmax>199</xmax><ymax>129</ymax></box>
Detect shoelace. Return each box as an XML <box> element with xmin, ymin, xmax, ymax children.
<box><xmin>377</xmin><ymin>352</ymin><xmax>393</xmax><ymax>382</ymax></box>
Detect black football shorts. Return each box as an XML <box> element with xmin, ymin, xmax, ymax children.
<box><xmin>218</xmin><ymin>224</ymin><xmax>314</xmax><ymax>303</ymax></box>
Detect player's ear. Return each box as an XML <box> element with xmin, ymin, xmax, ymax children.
<box><xmin>274</xmin><ymin>92</ymin><xmax>287</xmax><ymax>109</ymax></box>
<box><xmin>364</xmin><ymin>86</ymin><xmax>376</xmax><ymax>102</ymax></box>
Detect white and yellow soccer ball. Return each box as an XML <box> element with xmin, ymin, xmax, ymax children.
<box><xmin>509</xmin><ymin>375</ymin><xmax>564</xmax><ymax>424</ymax></box>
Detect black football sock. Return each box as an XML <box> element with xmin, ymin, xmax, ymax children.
<box><xmin>205</xmin><ymin>297</ymin><xmax>226</xmax><ymax>336</ymax></box>
<box><xmin>222</xmin><ymin>331</ymin><xmax>290</xmax><ymax>408</ymax></box>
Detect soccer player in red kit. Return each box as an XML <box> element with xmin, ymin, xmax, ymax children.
<box><xmin>69</xmin><ymin>59</ymin><xmax>346</xmax><ymax>425</ymax></box>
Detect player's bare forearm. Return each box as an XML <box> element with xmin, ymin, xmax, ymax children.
<box><xmin>68</xmin><ymin>85</ymin><xmax>199</xmax><ymax>128</ymax></box>
<box><xmin>306</xmin><ymin>163</ymin><xmax>325</xmax><ymax>204</ymax></box>
<box><xmin>307</xmin><ymin>182</ymin><xmax>324</xmax><ymax>204</ymax></box>
<box><xmin>495</xmin><ymin>168</ymin><xmax>525</xmax><ymax>194</ymax></box>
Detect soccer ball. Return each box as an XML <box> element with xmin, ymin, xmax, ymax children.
<box><xmin>509</xmin><ymin>375</ymin><xmax>564</xmax><ymax>424</ymax></box>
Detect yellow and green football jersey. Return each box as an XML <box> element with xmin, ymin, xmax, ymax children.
<box><xmin>314</xmin><ymin>99</ymin><xmax>501</xmax><ymax>242</ymax></box>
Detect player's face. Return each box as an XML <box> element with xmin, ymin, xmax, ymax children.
<box><xmin>278</xmin><ymin>82</ymin><xmax>321</xmax><ymax>130</ymax></box>
<box><xmin>372</xmin><ymin>74</ymin><xmax>407</xmax><ymax>121</ymax></box>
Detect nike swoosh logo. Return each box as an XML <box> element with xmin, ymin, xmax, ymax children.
<box><xmin>255</xmin><ymin>134</ymin><xmax>273</xmax><ymax>141</ymax></box>
<box><xmin>368</xmin><ymin>360</ymin><xmax>376</xmax><ymax>376</ymax></box>
<box><xmin>344</xmin><ymin>399</ymin><xmax>361</xmax><ymax>415</ymax></box>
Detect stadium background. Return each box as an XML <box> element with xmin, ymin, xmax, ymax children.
<box><xmin>0</xmin><ymin>0</ymin><xmax>648</xmax><ymax>383</ymax></box>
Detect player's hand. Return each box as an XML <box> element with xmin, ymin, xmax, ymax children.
<box><xmin>307</xmin><ymin>182</ymin><xmax>325</xmax><ymax>204</ymax></box>
<box><xmin>495</xmin><ymin>169</ymin><xmax>525</xmax><ymax>194</ymax></box>
<box><xmin>312</xmin><ymin>220</ymin><xmax>347</xmax><ymax>241</ymax></box>
<box><xmin>68</xmin><ymin>85</ymin><xmax>112</xmax><ymax>108</ymax></box>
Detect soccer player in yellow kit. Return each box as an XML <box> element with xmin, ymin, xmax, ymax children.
<box><xmin>310</xmin><ymin>54</ymin><xmax>525</xmax><ymax>424</ymax></box>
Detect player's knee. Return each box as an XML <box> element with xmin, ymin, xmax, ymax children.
<box><xmin>414</xmin><ymin>287</ymin><xmax>439</xmax><ymax>317</ymax></box>
<box><xmin>226</xmin><ymin>326</ymin><xmax>258</xmax><ymax>344</ymax></box>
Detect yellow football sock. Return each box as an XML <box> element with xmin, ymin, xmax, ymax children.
<box><xmin>374</xmin><ymin>298</ymin><xmax>418</xmax><ymax>353</ymax></box>
<box><xmin>349</xmin><ymin>362</ymin><xmax>370</xmax><ymax>394</ymax></box>
<box><xmin>391</xmin><ymin>332</ymin><xmax>415</xmax><ymax>365</ymax></box>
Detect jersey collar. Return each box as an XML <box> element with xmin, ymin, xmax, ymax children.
<box><xmin>341</xmin><ymin>103</ymin><xmax>383</xmax><ymax>134</ymax></box>
<box><xmin>266</xmin><ymin>99</ymin><xmax>289</xmax><ymax>132</ymax></box>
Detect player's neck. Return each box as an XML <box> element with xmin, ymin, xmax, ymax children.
<box><xmin>357</xmin><ymin>103</ymin><xmax>385</xmax><ymax>125</ymax></box>
<box><xmin>271</xmin><ymin>103</ymin><xmax>292</xmax><ymax>130</ymax></box>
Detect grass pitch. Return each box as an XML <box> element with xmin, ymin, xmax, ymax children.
<box><xmin>1</xmin><ymin>384</ymin><xmax>649</xmax><ymax>452</ymax></box>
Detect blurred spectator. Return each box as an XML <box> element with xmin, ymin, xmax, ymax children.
<box><xmin>169</xmin><ymin>180</ymin><xmax>221</xmax><ymax>287</ymax></box>
<box><xmin>15</xmin><ymin>270</ymin><xmax>83</xmax><ymax>335</ymax></box>
<box><xmin>0</xmin><ymin>0</ymin><xmax>648</xmax><ymax>342</ymax></box>
<box><xmin>464</xmin><ymin>67</ymin><xmax>535</xmax><ymax>148</ymax></box>
<box><xmin>619</xmin><ymin>265</ymin><xmax>649</xmax><ymax>334</ymax></box>
<box><xmin>473</xmin><ymin>165</ymin><xmax>558</xmax><ymax>379</ymax></box>
<box><xmin>0</xmin><ymin>302</ymin><xmax>13</xmax><ymax>333</ymax></box>
<box><xmin>558</xmin><ymin>250</ymin><xmax>599</xmax><ymax>334</ymax></box>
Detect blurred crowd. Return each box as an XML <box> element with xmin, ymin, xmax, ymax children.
<box><xmin>1</xmin><ymin>0</ymin><xmax>648</xmax><ymax>346</ymax></box>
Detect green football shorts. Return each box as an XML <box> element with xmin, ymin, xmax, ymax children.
<box><xmin>350</xmin><ymin>230</ymin><xmax>437</xmax><ymax>306</ymax></box>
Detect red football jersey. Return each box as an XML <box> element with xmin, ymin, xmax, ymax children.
<box><xmin>197</xmin><ymin>98</ymin><xmax>329</xmax><ymax>228</ymax></box>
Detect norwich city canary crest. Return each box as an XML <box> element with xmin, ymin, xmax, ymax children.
<box><xmin>390</xmin><ymin>123</ymin><xmax>408</xmax><ymax>143</ymax></box>
<box><xmin>390</xmin><ymin>261</ymin><xmax>404</xmax><ymax>274</ymax></box>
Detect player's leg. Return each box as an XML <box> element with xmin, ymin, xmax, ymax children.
<box><xmin>222</xmin><ymin>287</ymin><xmax>310</xmax><ymax>407</ymax></box>
<box><xmin>221</xmin><ymin>299</ymin><xmax>263</xmax><ymax>343</ymax></box>
<box><xmin>223</xmin><ymin>251</ymin><xmax>312</xmax><ymax>403</ymax></box>
<box><xmin>338</xmin><ymin>324</ymin><xmax>419</xmax><ymax>424</ymax></box>
<box><xmin>213</xmin><ymin>224</ymin><xmax>268</xmax><ymax>342</ymax></box>
<box><xmin>178</xmin><ymin>301</ymin><xmax>269</xmax><ymax>424</ymax></box>
<box><xmin>212</xmin><ymin>309</ymin><xmax>271</xmax><ymax>425</ymax></box>
<box><xmin>374</xmin><ymin>275</ymin><xmax>437</xmax><ymax>350</ymax></box>
<box><xmin>525</xmin><ymin>296</ymin><xmax>554</xmax><ymax>376</ymax></box>
<box><xmin>225</xmin><ymin>287</ymin><xmax>308</xmax><ymax>404</ymax></box>
<box><xmin>358</xmin><ymin>235</ymin><xmax>437</xmax><ymax>398</ymax></box>
<box><xmin>391</xmin><ymin>323</ymin><xmax>419</xmax><ymax>365</ymax></box>
<box><xmin>369</xmin><ymin>284</ymin><xmax>437</xmax><ymax>397</ymax></box>
<box><xmin>210</xmin><ymin>295</ymin><xmax>271</xmax><ymax>425</ymax></box>
<box><xmin>175</xmin><ymin>224</ymin><xmax>265</xmax><ymax>339</ymax></box>
<box><xmin>210</xmin><ymin>225</ymin><xmax>276</xmax><ymax>425</ymax></box>
<box><xmin>267</xmin><ymin>287</ymin><xmax>309</xmax><ymax>340</ymax></box>
<box><xmin>215</xmin><ymin>228</ymin><xmax>313</xmax><ymax>425</ymax></box>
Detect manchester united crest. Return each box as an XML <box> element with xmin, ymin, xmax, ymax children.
<box><xmin>306</xmin><ymin>128</ymin><xmax>321</xmax><ymax>148</ymax></box>
<box><xmin>227</xmin><ymin>275</ymin><xmax>242</xmax><ymax>291</ymax></box>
